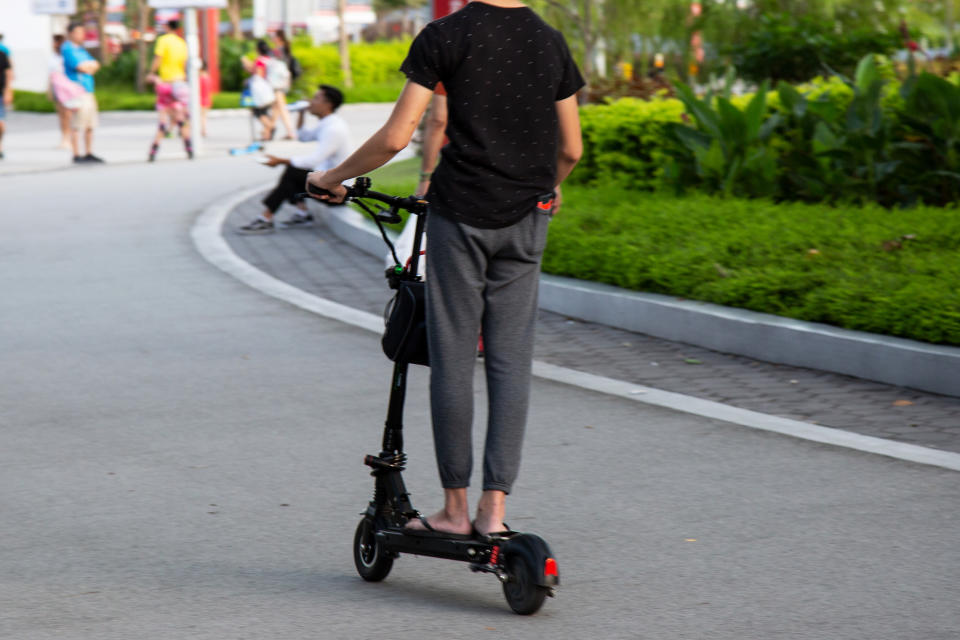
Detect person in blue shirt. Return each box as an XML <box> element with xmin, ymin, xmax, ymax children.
<box><xmin>61</xmin><ymin>23</ymin><xmax>104</xmax><ymax>164</ymax></box>
<box><xmin>0</xmin><ymin>47</ymin><xmax>12</xmax><ymax>160</ymax></box>
<box><xmin>0</xmin><ymin>33</ymin><xmax>9</xmax><ymax>57</ymax></box>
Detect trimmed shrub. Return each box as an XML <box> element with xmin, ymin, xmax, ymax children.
<box><xmin>571</xmin><ymin>96</ymin><xmax>684</xmax><ymax>189</ymax></box>
<box><xmin>726</xmin><ymin>14</ymin><xmax>901</xmax><ymax>84</ymax></box>
<box><xmin>219</xmin><ymin>36</ymin><xmax>256</xmax><ymax>92</ymax></box>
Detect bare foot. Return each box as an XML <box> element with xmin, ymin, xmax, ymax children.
<box><xmin>405</xmin><ymin>508</ymin><xmax>472</xmax><ymax>536</ymax></box>
<box><xmin>474</xmin><ymin>490</ymin><xmax>508</xmax><ymax>537</ymax></box>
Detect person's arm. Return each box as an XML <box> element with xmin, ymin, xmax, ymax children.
<box><xmin>71</xmin><ymin>47</ymin><xmax>100</xmax><ymax>75</ymax></box>
<box><xmin>76</xmin><ymin>59</ymin><xmax>99</xmax><ymax>74</ymax></box>
<box><xmin>552</xmin><ymin>94</ymin><xmax>583</xmax><ymax>214</ymax></box>
<box><xmin>263</xmin><ymin>154</ymin><xmax>289</xmax><ymax>167</ymax></box>
<box><xmin>307</xmin><ymin>81</ymin><xmax>434</xmax><ymax>202</ymax></box>
<box><xmin>63</xmin><ymin>45</ymin><xmax>97</xmax><ymax>77</ymax></box>
<box><xmin>415</xmin><ymin>93</ymin><xmax>448</xmax><ymax>197</ymax></box>
<box><xmin>3</xmin><ymin>66</ymin><xmax>12</xmax><ymax>106</ymax></box>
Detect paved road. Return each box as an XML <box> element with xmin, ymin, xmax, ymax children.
<box><xmin>1</xmin><ymin>113</ymin><xmax>959</xmax><ymax>639</ymax></box>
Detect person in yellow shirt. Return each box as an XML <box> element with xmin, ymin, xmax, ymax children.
<box><xmin>150</xmin><ymin>20</ymin><xmax>187</xmax><ymax>83</ymax></box>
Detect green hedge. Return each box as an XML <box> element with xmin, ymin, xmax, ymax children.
<box><xmin>570</xmin><ymin>60</ymin><xmax>960</xmax><ymax>208</ymax></box>
<box><xmin>291</xmin><ymin>39</ymin><xmax>409</xmax><ymax>103</ymax></box>
<box><xmin>14</xmin><ymin>88</ymin><xmax>242</xmax><ymax>112</ymax></box>
<box><xmin>543</xmin><ymin>185</ymin><xmax>960</xmax><ymax>346</ymax></box>
<box><xmin>574</xmin><ymin>96</ymin><xmax>683</xmax><ymax>190</ymax></box>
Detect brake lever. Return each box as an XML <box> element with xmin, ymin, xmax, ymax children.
<box><xmin>376</xmin><ymin>206</ymin><xmax>403</xmax><ymax>224</ymax></box>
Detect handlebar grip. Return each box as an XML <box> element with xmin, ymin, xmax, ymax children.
<box><xmin>307</xmin><ymin>183</ymin><xmax>335</xmax><ymax>198</ymax></box>
<box><xmin>307</xmin><ymin>182</ymin><xmax>357</xmax><ymax>200</ymax></box>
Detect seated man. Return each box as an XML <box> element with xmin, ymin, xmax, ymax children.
<box><xmin>238</xmin><ymin>85</ymin><xmax>349</xmax><ymax>234</ymax></box>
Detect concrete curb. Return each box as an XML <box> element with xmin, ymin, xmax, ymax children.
<box><xmin>319</xmin><ymin>205</ymin><xmax>960</xmax><ymax>398</ymax></box>
<box><xmin>191</xmin><ymin>183</ymin><xmax>384</xmax><ymax>335</ymax></box>
<box><xmin>191</xmin><ymin>186</ymin><xmax>960</xmax><ymax>473</ymax></box>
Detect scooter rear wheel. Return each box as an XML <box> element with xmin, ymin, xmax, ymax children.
<box><xmin>502</xmin><ymin>551</ymin><xmax>548</xmax><ymax>615</ymax></box>
<box><xmin>353</xmin><ymin>517</ymin><xmax>393</xmax><ymax>582</ymax></box>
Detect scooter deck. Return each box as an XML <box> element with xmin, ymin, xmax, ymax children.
<box><xmin>377</xmin><ymin>528</ymin><xmax>515</xmax><ymax>563</ymax></box>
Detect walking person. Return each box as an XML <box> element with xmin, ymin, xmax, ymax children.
<box><xmin>238</xmin><ymin>85</ymin><xmax>350</xmax><ymax>234</ymax></box>
<box><xmin>199</xmin><ymin>60</ymin><xmax>212</xmax><ymax>137</ymax></box>
<box><xmin>61</xmin><ymin>22</ymin><xmax>104</xmax><ymax>164</ymax></box>
<box><xmin>150</xmin><ymin>19</ymin><xmax>187</xmax><ymax>84</ymax></box>
<box><xmin>48</xmin><ymin>34</ymin><xmax>74</xmax><ymax>150</ymax></box>
<box><xmin>146</xmin><ymin>77</ymin><xmax>193</xmax><ymax>161</ymax></box>
<box><xmin>307</xmin><ymin>0</ymin><xmax>583</xmax><ymax>538</ymax></box>
<box><xmin>0</xmin><ymin>45</ymin><xmax>12</xmax><ymax>160</ymax></box>
<box><xmin>270</xmin><ymin>30</ymin><xmax>296</xmax><ymax>140</ymax></box>
<box><xmin>242</xmin><ymin>40</ymin><xmax>277</xmax><ymax>141</ymax></box>
<box><xmin>147</xmin><ymin>19</ymin><xmax>192</xmax><ymax>160</ymax></box>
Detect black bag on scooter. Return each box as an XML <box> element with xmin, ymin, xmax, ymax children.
<box><xmin>382</xmin><ymin>280</ymin><xmax>429</xmax><ymax>366</ymax></box>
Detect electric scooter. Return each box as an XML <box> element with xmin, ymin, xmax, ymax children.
<box><xmin>306</xmin><ymin>177</ymin><xmax>559</xmax><ymax>615</ymax></box>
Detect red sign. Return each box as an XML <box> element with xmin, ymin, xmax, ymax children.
<box><xmin>434</xmin><ymin>0</ymin><xmax>466</xmax><ymax>19</ymax></box>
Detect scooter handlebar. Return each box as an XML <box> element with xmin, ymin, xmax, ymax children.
<box><xmin>305</xmin><ymin>177</ymin><xmax>427</xmax><ymax>215</ymax></box>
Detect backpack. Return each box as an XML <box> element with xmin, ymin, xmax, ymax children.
<box><xmin>246</xmin><ymin>74</ymin><xmax>276</xmax><ymax>108</ymax></box>
<box><xmin>266</xmin><ymin>57</ymin><xmax>291</xmax><ymax>91</ymax></box>
<box><xmin>288</xmin><ymin>55</ymin><xmax>302</xmax><ymax>81</ymax></box>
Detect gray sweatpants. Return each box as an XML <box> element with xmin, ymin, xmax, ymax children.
<box><xmin>425</xmin><ymin>208</ymin><xmax>551</xmax><ymax>494</ymax></box>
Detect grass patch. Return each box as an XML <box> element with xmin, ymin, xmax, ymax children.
<box><xmin>349</xmin><ymin>157</ymin><xmax>420</xmax><ymax>232</ymax></box>
<box><xmin>16</xmin><ymin>88</ymin><xmax>244</xmax><ymax>112</ymax></box>
<box><xmin>364</xmin><ymin>157</ymin><xmax>420</xmax><ymax>194</ymax></box>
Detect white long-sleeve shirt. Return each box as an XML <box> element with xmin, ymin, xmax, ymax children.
<box><xmin>290</xmin><ymin>112</ymin><xmax>351</xmax><ymax>171</ymax></box>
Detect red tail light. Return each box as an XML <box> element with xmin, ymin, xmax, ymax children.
<box><xmin>544</xmin><ymin>557</ymin><xmax>558</xmax><ymax>577</ymax></box>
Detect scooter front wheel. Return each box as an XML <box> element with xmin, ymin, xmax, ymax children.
<box><xmin>353</xmin><ymin>517</ymin><xmax>393</xmax><ymax>582</ymax></box>
<box><xmin>502</xmin><ymin>551</ymin><xmax>548</xmax><ymax>615</ymax></box>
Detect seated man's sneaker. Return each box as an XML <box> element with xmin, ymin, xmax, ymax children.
<box><xmin>280</xmin><ymin>212</ymin><xmax>313</xmax><ymax>227</ymax></box>
<box><xmin>238</xmin><ymin>217</ymin><xmax>275</xmax><ymax>234</ymax></box>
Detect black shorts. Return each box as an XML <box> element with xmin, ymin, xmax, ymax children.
<box><xmin>252</xmin><ymin>105</ymin><xmax>272</xmax><ymax>118</ymax></box>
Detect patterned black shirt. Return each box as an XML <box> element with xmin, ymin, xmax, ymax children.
<box><xmin>400</xmin><ymin>1</ymin><xmax>584</xmax><ymax>228</ymax></box>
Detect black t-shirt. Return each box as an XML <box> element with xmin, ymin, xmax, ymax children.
<box><xmin>0</xmin><ymin>51</ymin><xmax>10</xmax><ymax>94</ymax></box>
<box><xmin>400</xmin><ymin>1</ymin><xmax>584</xmax><ymax>228</ymax></box>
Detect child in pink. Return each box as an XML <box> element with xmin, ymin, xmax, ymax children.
<box><xmin>148</xmin><ymin>77</ymin><xmax>192</xmax><ymax>161</ymax></box>
<box><xmin>199</xmin><ymin>61</ymin><xmax>212</xmax><ymax>137</ymax></box>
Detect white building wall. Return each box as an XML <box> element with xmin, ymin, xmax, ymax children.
<box><xmin>0</xmin><ymin>1</ymin><xmax>57</xmax><ymax>92</ymax></box>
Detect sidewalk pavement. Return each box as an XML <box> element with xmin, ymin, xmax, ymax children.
<box><xmin>0</xmin><ymin>105</ymin><xmax>395</xmax><ymax>177</ymax></box>
<box><xmin>222</xmin><ymin>193</ymin><xmax>960</xmax><ymax>455</ymax></box>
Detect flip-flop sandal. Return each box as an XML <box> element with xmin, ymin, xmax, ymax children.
<box><xmin>472</xmin><ymin>521</ymin><xmax>515</xmax><ymax>541</ymax></box>
<box><xmin>403</xmin><ymin>515</ymin><xmax>474</xmax><ymax>540</ymax></box>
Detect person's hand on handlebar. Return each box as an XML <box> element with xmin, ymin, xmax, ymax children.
<box><xmin>305</xmin><ymin>170</ymin><xmax>348</xmax><ymax>204</ymax></box>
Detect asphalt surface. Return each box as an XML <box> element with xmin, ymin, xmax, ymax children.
<box><xmin>2</xmin><ymin>110</ymin><xmax>959</xmax><ymax>639</ymax></box>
